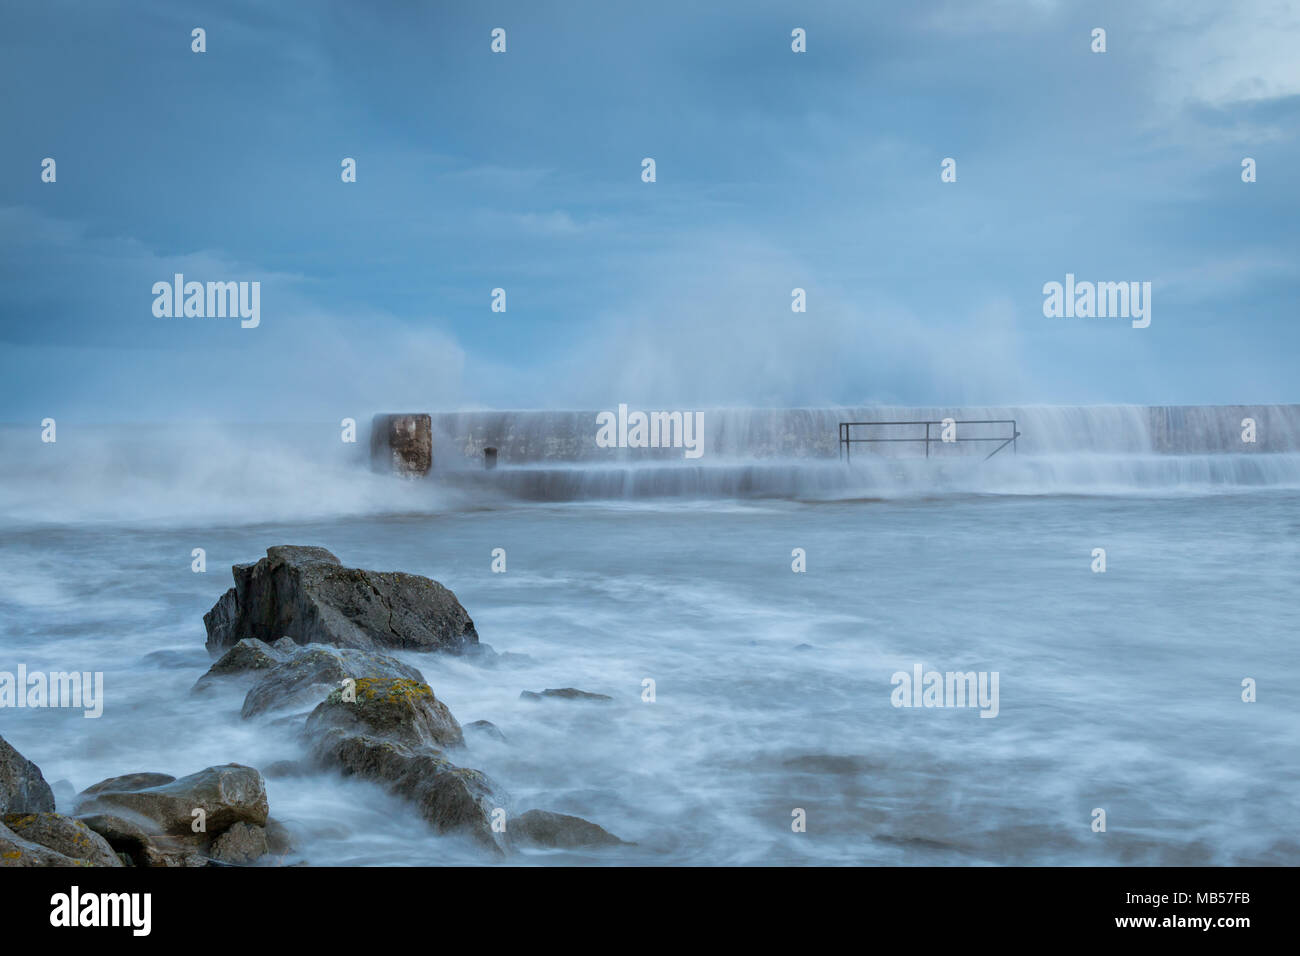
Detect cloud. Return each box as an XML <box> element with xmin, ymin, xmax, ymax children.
<box><xmin>1145</xmin><ymin>0</ymin><xmax>1300</xmax><ymax>109</ymax></box>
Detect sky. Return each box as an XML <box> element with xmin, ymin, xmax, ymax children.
<box><xmin>1</xmin><ymin>0</ymin><xmax>1297</xmax><ymax>422</ymax></box>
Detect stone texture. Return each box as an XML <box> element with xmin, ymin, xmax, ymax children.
<box><xmin>193</xmin><ymin>638</ymin><xmax>293</xmax><ymax>691</ymax></box>
<box><xmin>240</xmin><ymin>643</ymin><xmax>425</xmax><ymax>718</ymax></box>
<box><xmin>370</xmin><ymin>413</ymin><xmax>433</xmax><ymax>477</ymax></box>
<box><xmin>0</xmin><ymin>735</ymin><xmax>56</xmax><ymax>814</ymax></box>
<box><xmin>79</xmin><ymin>773</ymin><xmax>176</xmax><ymax>799</ymax></box>
<box><xmin>75</xmin><ymin>764</ymin><xmax>268</xmax><ymax>838</ymax></box>
<box><xmin>203</xmin><ymin>546</ymin><xmax>480</xmax><ymax>655</ymax></box>
<box><xmin>76</xmin><ymin>813</ymin><xmax>163</xmax><ymax>866</ymax></box>
<box><xmin>1</xmin><ymin>812</ymin><xmax>123</xmax><ymax>866</ymax></box>
<box><xmin>305</xmin><ymin>679</ymin><xmax>507</xmax><ymax>853</ymax></box>
<box><xmin>0</xmin><ymin>820</ymin><xmax>82</xmax><ymax>866</ymax></box>
<box><xmin>207</xmin><ymin>821</ymin><xmax>268</xmax><ymax>864</ymax></box>
<box><xmin>305</xmin><ymin>678</ymin><xmax>464</xmax><ymax>750</ymax></box>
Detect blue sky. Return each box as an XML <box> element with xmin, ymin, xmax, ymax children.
<box><xmin>2</xmin><ymin>0</ymin><xmax>1297</xmax><ymax>421</ymax></box>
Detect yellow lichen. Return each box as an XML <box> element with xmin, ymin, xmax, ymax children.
<box><xmin>353</xmin><ymin>678</ymin><xmax>432</xmax><ymax>703</ymax></box>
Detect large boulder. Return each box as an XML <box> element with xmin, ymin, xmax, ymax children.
<box><xmin>2</xmin><ymin>813</ymin><xmax>122</xmax><ymax>867</ymax></box>
<box><xmin>75</xmin><ymin>764</ymin><xmax>268</xmax><ymax>838</ymax></box>
<box><xmin>0</xmin><ymin>735</ymin><xmax>56</xmax><ymax>814</ymax></box>
<box><xmin>203</xmin><ymin>546</ymin><xmax>480</xmax><ymax>656</ymax></box>
<box><xmin>305</xmin><ymin>678</ymin><xmax>464</xmax><ymax>749</ymax></box>
<box><xmin>240</xmin><ymin>643</ymin><xmax>425</xmax><ymax>718</ymax></box>
<box><xmin>305</xmin><ymin>679</ymin><xmax>506</xmax><ymax>853</ymax></box>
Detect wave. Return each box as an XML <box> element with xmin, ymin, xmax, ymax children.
<box><xmin>2</xmin><ymin>405</ymin><xmax>1299</xmax><ymax>526</ymax></box>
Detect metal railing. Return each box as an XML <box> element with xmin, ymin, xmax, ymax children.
<box><xmin>838</xmin><ymin>420</ymin><xmax>1020</xmax><ymax>463</ymax></box>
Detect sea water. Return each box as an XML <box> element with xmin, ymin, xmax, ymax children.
<box><xmin>0</xmin><ymin>424</ymin><xmax>1296</xmax><ymax>865</ymax></box>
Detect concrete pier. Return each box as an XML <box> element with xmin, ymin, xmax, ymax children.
<box><xmin>370</xmin><ymin>413</ymin><xmax>433</xmax><ymax>477</ymax></box>
<box><xmin>413</xmin><ymin>404</ymin><xmax>1300</xmax><ymax>468</ymax></box>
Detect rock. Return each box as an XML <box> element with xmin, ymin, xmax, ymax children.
<box><xmin>76</xmin><ymin>764</ymin><xmax>268</xmax><ymax>838</ymax></box>
<box><xmin>264</xmin><ymin>818</ymin><xmax>293</xmax><ymax>856</ymax></box>
<box><xmin>0</xmin><ymin>820</ymin><xmax>82</xmax><ymax>866</ymax></box>
<box><xmin>203</xmin><ymin>546</ymin><xmax>480</xmax><ymax>656</ymax></box>
<box><xmin>75</xmin><ymin>812</ymin><xmax>210</xmax><ymax>867</ymax></box>
<box><xmin>271</xmin><ymin>637</ymin><xmax>297</xmax><ymax>654</ymax></box>
<box><xmin>519</xmin><ymin>688</ymin><xmax>613</xmax><ymax>702</ymax></box>
<box><xmin>304</xmin><ymin>678</ymin><xmax>464</xmax><ymax>750</ymax></box>
<box><xmin>304</xmin><ymin>680</ymin><xmax>506</xmax><ymax>853</ymax></box>
<box><xmin>79</xmin><ymin>772</ymin><xmax>176</xmax><ymax>798</ymax></box>
<box><xmin>370</xmin><ymin>413</ymin><xmax>433</xmax><ymax>477</ymax></box>
<box><xmin>207</xmin><ymin>822</ymin><xmax>268</xmax><ymax>865</ymax></box>
<box><xmin>317</xmin><ymin>734</ymin><xmax>508</xmax><ymax>853</ymax></box>
<box><xmin>203</xmin><ymin>586</ymin><xmax>241</xmax><ymax>649</ymax></box>
<box><xmin>512</xmin><ymin>809</ymin><xmax>627</xmax><ymax>849</ymax></box>
<box><xmin>2</xmin><ymin>812</ymin><xmax>122</xmax><ymax>866</ymax></box>
<box><xmin>240</xmin><ymin>643</ymin><xmax>425</xmax><ymax>718</ymax></box>
<box><xmin>193</xmin><ymin>638</ymin><xmax>293</xmax><ymax>692</ymax></box>
<box><xmin>76</xmin><ymin>813</ymin><xmax>162</xmax><ymax>866</ymax></box>
<box><xmin>0</xmin><ymin>735</ymin><xmax>56</xmax><ymax>814</ymax></box>
<box><xmin>464</xmin><ymin>720</ymin><xmax>506</xmax><ymax>742</ymax></box>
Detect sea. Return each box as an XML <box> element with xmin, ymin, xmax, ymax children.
<box><xmin>0</xmin><ymin>412</ymin><xmax>1296</xmax><ymax>865</ymax></box>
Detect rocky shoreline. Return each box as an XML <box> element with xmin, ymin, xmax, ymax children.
<box><xmin>1</xmin><ymin>546</ymin><xmax>624</xmax><ymax>866</ymax></box>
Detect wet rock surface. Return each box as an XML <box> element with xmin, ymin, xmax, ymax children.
<box><xmin>0</xmin><ymin>819</ymin><xmax>83</xmax><ymax>867</ymax></box>
<box><xmin>76</xmin><ymin>764</ymin><xmax>269</xmax><ymax>838</ymax></box>
<box><xmin>0</xmin><ymin>735</ymin><xmax>56</xmax><ymax>814</ymax></box>
<box><xmin>520</xmin><ymin>687</ymin><xmax>613</xmax><ymax>702</ymax></box>
<box><xmin>2</xmin><ymin>812</ymin><xmax>123</xmax><ymax>867</ymax></box>
<box><xmin>208</xmin><ymin>821</ymin><xmax>269</xmax><ymax>865</ymax></box>
<box><xmin>304</xmin><ymin>678</ymin><xmax>506</xmax><ymax>852</ymax></box>
<box><xmin>240</xmin><ymin>643</ymin><xmax>425</xmax><ymax>718</ymax></box>
<box><xmin>193</xmin><ymin>638</ymin><xmax>294</xmax><ymax>691</ymax></box>
<box><xmin>512</xmin><ymin>809</ymin><xmax>627</xmax><ymax>849</ymax></box>
<box><xmin>14</xmin><ymin>544</ymin><xmax>631</xmax><ymax>864</ymax></box>
<box><xmin>204</xmin><ymin>546</ymin><xmax>480</xmax><ymax>655</ymax></box>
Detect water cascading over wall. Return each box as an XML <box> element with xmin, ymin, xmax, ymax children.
<box><xmin>423</xmin><ymin>405</ymin><xmax>1300</xmax><ymax>467</ymax></box>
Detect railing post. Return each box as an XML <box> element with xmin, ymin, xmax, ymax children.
<box><xmin>925</xmin><ymin>422</ymin><xmax>930</xmax><ymax>458</ymax></box>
